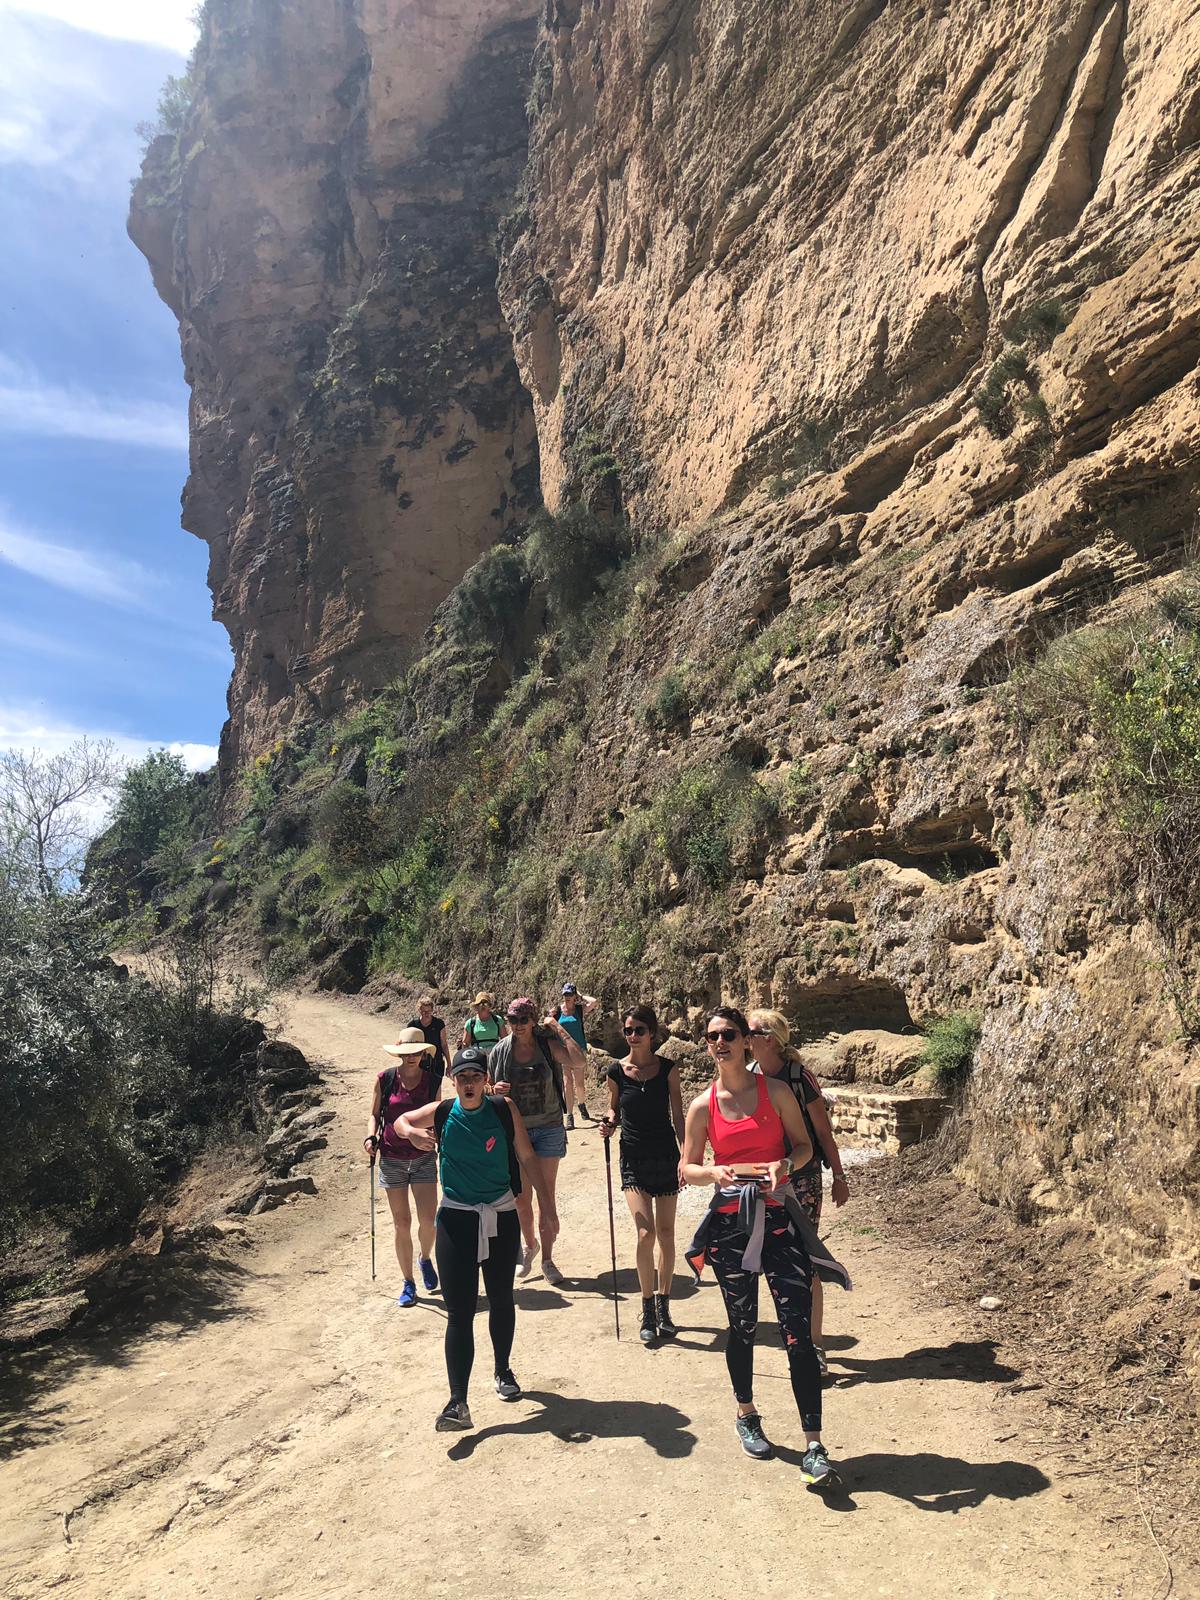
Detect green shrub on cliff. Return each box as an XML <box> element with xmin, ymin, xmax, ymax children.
<box><xmin>920</xmin><ymin>1010</ymin><xmax>981</xmax><ymax>1092</ymax></box>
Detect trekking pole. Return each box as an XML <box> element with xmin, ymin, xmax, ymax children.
<box><xmin>369</xmin><ymin>1142</ymin><xmax>377</xmax><ymax>1282</ymax></box>
<box><xmin>602</xmin><ymin>1133</ymin><xmax>620</xmax><ymax>1340</ymax></box>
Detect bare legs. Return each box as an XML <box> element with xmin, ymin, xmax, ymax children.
<box><xmin>385</xmin><ymin>1183</ymin><xmax>437</xmax><ymax>1279</ymax></box>
<box><xmin>515</xmin><ymin>1154</ymin><xmax>561</xmax><ymax>1261</ymax></box>
<box><xmin>623</xmin><ymin>1189</ymin><xmax>677</xmax><ymax>1296</ymax></box>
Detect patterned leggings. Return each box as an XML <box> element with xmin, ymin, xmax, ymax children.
<box><xmin>707</xmin><ymin>1207</ymin><xmax>822</xmax><ymax>1432</ymax></box>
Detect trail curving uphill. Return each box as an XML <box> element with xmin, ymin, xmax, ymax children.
<box><xmin>1</xmin><ymin>990</ymin><xmax>1148</xmax><ymax>1599</ymax></box>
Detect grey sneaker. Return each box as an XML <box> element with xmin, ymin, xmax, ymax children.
<box><xmin>435</xmin><ymin>1399</ymin><xmax>473</xmax><ymax>1432</ymax></box>
<box><xmin>800</xmin><ymin>1441</ymin><xmax>840</xmax><ymax>1491</ymax></box>
<box><xmin>735</xmin><ymin>1412</ymin><xmax>773</xmax><ymax>1460</ymax></box>
<box><xmin>494</xmin><ymin>1369</ymin><xmax>521</xmax><ymax>1401</ymax></box>
<box><xmin>565</xmin><ymin>1113</ymin><xmax>576</xmax><ymax>1131</ymax></box>
<box><xmin>541</xmin><ymin>1257</ymin><xmax>565</xmax><ymax>1287</ymax></box>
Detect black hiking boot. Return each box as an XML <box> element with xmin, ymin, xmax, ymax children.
<box><xmin>577</xmin><ymin>1103</ymin><xmax>592</xmax><ymax>1121</ymax></box>
<box><xmin>735</xmin><ymin>1411</ymin><xmax>773</xmax><ymax>1460</ymax></box>
<box><xmin>639</xmin><ymin>1297</ymin><xmax>658</xmax><ymax>1347</ymax></box>
<box><xmin>654</xmin><ymin>1295</ymin><xmax>678</xmax><ymax>1338</ymax></box>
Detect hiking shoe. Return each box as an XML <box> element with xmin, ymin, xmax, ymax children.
<box><xmin>542</xmin><ymin>1257</ymin><xmax>565</xmax><ymax>1287</ymax></box>
<box><xmin>435</xmin><ymin>1399</ymin><xmax>473</xmax><ymax>1432</ymax></box>
<box><xmin>577</xmin><ymin>1103</ymin><xmax>593</xmax><ymax>1121</ymax></box>
<box><xmin>801</xmin><ymin>1442</ymin><xmax>841</xmax><ymax>1491</ymax></box>
<box><xmin>518</xmin><ymin>1241</ymin><xmax>539</xmax><ymax>1280</ymax></box>
<box><xmin>419</xmin><ymin>1256</ymin><xmax>438</xmax><ymax>1293</ymax></box>
<box><xmin>735</xmin><ymin>1412</ymin><xmax>773</xmax><ymax>1460</ymax></box>
<box><xmin>640</xmin><ymin>1300</ymin><xmax>658</xmax><ymax>1348</ymax></box>
<box><xmin>655</xmin><ymin>1295</ymin><xmax>678</xmax><ymax>1338</ymax></box>
<box><xmin>397</xmin><ymin>1280</ymin><xmax>417</xmax><ymax>1308</ymax></box>
<box><xmin>494</xmin><ymin>1369</ymin><xmax>521</xmax><ymax>1401</ymax></box>
<box><xmin>565</xmin><ymin>1113</ymin><xmax>576</xmax><ymax>1131</ymax></box>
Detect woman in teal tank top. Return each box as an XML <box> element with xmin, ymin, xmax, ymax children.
<box><xmin>398</xmin><ymin>1047</ymin><xmax>557</xmax><ymax>1434</ymax></box>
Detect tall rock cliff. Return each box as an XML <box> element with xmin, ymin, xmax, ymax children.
<box><xmin>128</xmin><ymin>1</ymin><xmax>1200</xmax><ymax>1266</ymax></box>
<box><xmin>131</xmin><ymin>0</ymin><xmax>541</xmax><ymax>774</ymax></box>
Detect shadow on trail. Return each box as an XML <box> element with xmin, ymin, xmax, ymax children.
<box><xmin>445</xmin><ymin>1389</ymin><xmax>697</xmax><ymax>1461</ymax></box>
<box><xmin>829</xmin><ymin>1339</ymin><xmax>1020</xmax><ymax>1389</ymax></box>
<box><xmin>815</xmin><ymin>1450</ymin><xmax>1051</xmax><ymax>1512</ymax></box>
<box><xmin>0</xmin><ymin>1251</ymin><xmax>254</xmax><ymax>1462</ymax></box>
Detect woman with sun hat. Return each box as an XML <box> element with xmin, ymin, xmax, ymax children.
<box><xmin>364</xmin><ymin>1026</ymin><xmax>441</xmax><ymax>1307</ymax></box>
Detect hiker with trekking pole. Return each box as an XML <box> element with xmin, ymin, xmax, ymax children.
<box><xmin>599</xmin><ymin>1004</ymin><xmax>686</xmax><ymax>1348</ymax></box>
<box><xmin>396</xmin><ymin>1046</ymin><xmax>559</xmax><ymax>1432</ymax></box>
<box><xmin>363</xmin><ymin>1027</ymin><xmax>442</xmax><ymax>1307</ymax></box>
<box><xmin>681</xmin><ymin>1007</ymin><xmax>851</xmax><ymax>1489</ymax></box>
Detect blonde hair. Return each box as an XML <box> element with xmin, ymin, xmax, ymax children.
<box><xmin>417</xmin><ymin>994</ymin><xmax>435</xmax><ymax>1010</ymax></box>
<box><xmin>749</xmin><ymin>1008</ymin><xmax>790</xmax><ymax>1048</ymax></box>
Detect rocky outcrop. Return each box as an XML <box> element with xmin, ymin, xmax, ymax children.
<box><xmin>130</xmin><ymin>0</ymin><xmax>542</xmax><ymax>773</ymax></box>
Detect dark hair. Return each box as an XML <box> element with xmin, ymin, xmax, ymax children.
<box><xmin>707</xmin><ymin>1006</ymin><xmax>750</xmax><ymax>1037</ymax></box>
<box><xmin>623</xmin><ymin>1004</ymin><xmax>658</xmax><ymax>1038</ymax></box>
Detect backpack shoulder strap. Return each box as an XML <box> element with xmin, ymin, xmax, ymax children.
<box><xmin>377</xmin><ymin>1066</ymin><xmax>397</xmax><ymax>1136</ymax></box>
<box><xmin>434</xmin><ymin>1098</ymin><xmax>452</xmax><ymax>1146</ymax></box>
<box><xmin>538</xmin><ymin>1032</ymin><xmax>566</xmax><ymax>1113</ymax></box>
<box><xmin>490</xmin><ymin>1096</ymin><xmax>523</xmax><ymax>1197</ymax></box>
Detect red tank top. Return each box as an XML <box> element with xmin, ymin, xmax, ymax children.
<box><xmin>708</xmin><ymin>1076</ymin><xmax>786</xmax><ymax>1211</ymax></box>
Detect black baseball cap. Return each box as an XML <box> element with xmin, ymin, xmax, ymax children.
<box><xmin>449</xmin><ymin>1046</ymin><xmax>490</xmax><ymax>1076</ymax></box>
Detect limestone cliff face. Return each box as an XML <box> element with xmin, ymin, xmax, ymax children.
<box><xmin>491</xmin><ymin>0</ymin><xmax>1200</xmax><ymax>1259</ymax></box>
<box><xmin>131</xmin><ymin>0</ymin><xmax>541</xmax><ymax>773</ymax></box>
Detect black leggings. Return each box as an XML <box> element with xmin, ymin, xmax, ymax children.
<box><xmin>707</xmin><ymin>1207</ymin><xmax>823</xmax><ymax>1432</ymax></box>
<box><xmin>436</xmin><ymin>1207</ymin><xmax>521</xmax><ymax>1402</ymax></box>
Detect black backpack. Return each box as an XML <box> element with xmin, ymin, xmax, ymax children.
<box><xmin>434</xmin><ymin>1095</ymin><xmax>522</xmax><ymax>1197</ymax></box>
<box><xmin>784</xmin><ymin>1058</ymin><xmax>831</xmax><ymax>1170</ymax></box>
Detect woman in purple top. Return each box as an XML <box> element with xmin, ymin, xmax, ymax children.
<box><xmin>364</xmin><ymin>1027</ymin><xmax>441</xmax><ymax>1307</ymax></box>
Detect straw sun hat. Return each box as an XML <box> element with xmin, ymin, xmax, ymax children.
<box><xmin>382</xmin><ymin>1026</ymin><xmax>436</xmax><ymax>1058</ymax></box>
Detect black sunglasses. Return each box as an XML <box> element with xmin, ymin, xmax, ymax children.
<box><xmin>706</xmin><ymin>1027</ymin><xmax>740</xmax><ymax>1044</ymax></box>
<box><xmin>747</xmin><ymin>1027</ymin><xmax>768</xmax><ymax>1037</ymax></box>
<box><xmin>623</xmin><ymin>1024</ymin><xmax>648</xmax><ymax>1037</ymax></box>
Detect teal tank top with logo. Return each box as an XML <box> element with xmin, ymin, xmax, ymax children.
<box><xmin>439</xmin><ymin>1098</ymin><xmax>511</xmax><ymax>1205</ymax></box>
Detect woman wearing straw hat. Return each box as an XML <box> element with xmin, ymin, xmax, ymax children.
<box><xmin>460</xmin><ymin>992</ymin><xmax>508</xmax><ymax>1052</ymax></box>
<box><xmin>364</xmin><ymin>1026</ymin><xmax>442</xmax><ymax>1308</ymax></box>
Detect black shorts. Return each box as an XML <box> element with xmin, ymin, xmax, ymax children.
<box><xmin>619</xmin><ymin>1140</ymin><xmax>680</xmax><ymax>1197</ymax></box>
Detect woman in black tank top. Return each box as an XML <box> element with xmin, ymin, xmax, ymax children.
<box><xmin>599</xmin><ymin>1005</ymin><xmax>685</xmax><ymax>1347</ymax></box>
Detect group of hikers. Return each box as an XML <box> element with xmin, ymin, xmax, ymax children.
<box><xmin>363</xmin><ymin>985</ymin><xmax>852</xmax><ymax>1490</ymax></box>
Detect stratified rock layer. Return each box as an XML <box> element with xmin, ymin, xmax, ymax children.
<box><xmin>131</xmin><ymin>0</ymin><xmax>541</xmax><ymax>772</ymax></box>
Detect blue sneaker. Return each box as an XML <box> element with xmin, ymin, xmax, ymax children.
<box><xmin>419</xmin><ymin>1256</ymin><xmax>438</xmax><ymax>1293</ymax></box>
<box><xmin>397</xmin><ymin>1280</ymin><xmax>417</xmax><ymax>1308</ymax></box>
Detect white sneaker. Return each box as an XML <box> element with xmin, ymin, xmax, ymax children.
<box><xmin>542</xmin><ymin>1258</ymin><xmax>564</xmax><ymax>1287</ymax></box>
<box><xmin>518</xmin><ymin>1241</ymin><xmax>539</xmax><ymax>1279</ymax></box>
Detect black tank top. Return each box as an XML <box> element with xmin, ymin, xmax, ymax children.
<box><xmin>606</xmin><ymin>1057</ymin><xmax>677</xmax><ymax>1147</ymax></box>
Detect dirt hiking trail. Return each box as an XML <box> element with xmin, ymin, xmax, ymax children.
<box><xmin>1</xmin><ymin>991</ymin><xmax>1161</xmax><ymax>1599</ymax></box>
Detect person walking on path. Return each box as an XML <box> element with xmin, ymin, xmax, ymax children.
<box><xmin>460</xmin><ymin>991</ymin><xmax>507</xmax><ymax>1051</ymax></box>
<box><xmin>556</xmin><ymin>982</ymin><xmax>598</xmax><ymax>1129</ymax></box>
<box><xmin>747</xmin><ymin>1007</ymin><xmax>849</xmax><ymax>1375</ymax></box>
<box><xmin>397</xmin><ymin>1047</ymin><xmax>558</xmax><ymax>1431</ymax></box>
<box><xmin>680</xmin><ymin>1007</ymin><xmax>849</xmax><ymax>1489</ymax></box>
<box><xmin>408</xmin><ymin>995</ymin><xmax>452</xmax><ymax>1083</ymax></box>
<box><xmin>598</xmin><ymin>1004</ymin><xmax>686</xmax><ymax>1348</ymax></box>
<box><xmin>487</xmin><ymin>997</ymin><xmax>585</xmax><ymax>1286</ymax></box>
<box><xmin>364</xmin><ymin>1027</ymin><xmax>441</xmax><ymax>1307</ymax></box>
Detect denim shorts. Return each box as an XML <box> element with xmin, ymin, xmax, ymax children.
<box><xmin>525</xmin><ymin>1122</ymin><xmax>567</xmax><ymax>1159</ymax></box>
<box><xmin>379</xmin><ymin>1152</ymin><xmax>438</xmax><ymax>1188</ymax></box>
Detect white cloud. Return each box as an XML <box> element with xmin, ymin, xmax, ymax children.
<box><xmin>0</xmin><ymin>705</ymin><xmax>216</xmax><ymax>769</ymax></box>
<box><xmin>0</xmin><ymin>1</ymin><xmax>197</xmax><ymax>55</ymax></box>
<box><xmin>0</xmin><ymin>507</ymin><xmax>163</xmax><ymax>610</ymax></box>
<box><xmin>0</xmin><ymin>360</ymin><xmax>188</xmax><ymax>453</ymax></box>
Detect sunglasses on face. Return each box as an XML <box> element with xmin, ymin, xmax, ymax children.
<box><xmin>706</xmin><ymin>1027</ymin><xmax>741</xmax><ymax>1044</ymax></box>
<box><xmin>623</xmin><ymin>1024</ymin><xmax>648</xmax><ymax>1037</ymax></box>
<box><xmin>747</xmin><ymin>1028</ymin><xmax>768</xmax><ymax>1037</ymax></box>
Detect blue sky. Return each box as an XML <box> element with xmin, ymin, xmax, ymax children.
<box><xmin>0</xmin><ymin>0</ymin><xmax>226</xmax><ymax>770</ymax></box>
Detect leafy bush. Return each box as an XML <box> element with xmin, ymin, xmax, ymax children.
<box><xmin>110</xmin><ymin>749</ymin><xmax>191</xmax><ymax>858</ymax></box>
<box><xmin>729</xmin><ymin>611</ymin><xmax>806</xmax><ymax>702</ymax></box>
<box><xmin>920</xmin><ymin>1011</ymin><xmax>981</xmax><ymax>1091</ymax></box>
<box><xmin>645</xmin><ymin>667</ymin><xmax>692</xmax><ymax>729</ymax></box>
<box><xmin>524</xmin><ymin>505</ymin><xmax>628</xmax><ymax>619</ymax></box>
<box><xmin>313</xmin><ymin>780</ymin><xmax>377</xmax><ymax>872</ymax></box>
<box><xmin>651</xmin><ymin>765</ymin><xmax>778</xmax><ymax>890</ymax></box>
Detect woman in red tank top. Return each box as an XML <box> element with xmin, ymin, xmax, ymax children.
<box><xmin>680</xmin><ymin>1007</ymin><xmax>840</xmax><ymax>1490</ymax></box>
